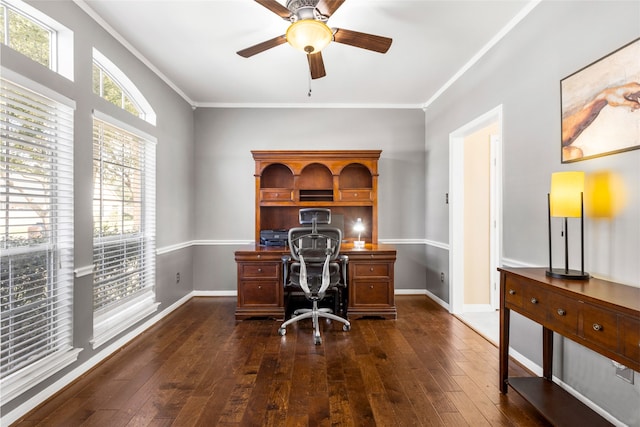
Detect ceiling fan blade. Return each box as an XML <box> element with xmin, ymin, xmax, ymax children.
<box><xmin>316</xmin><ymin>0</ymin><xmax>345</xmax><ymax>17</ymax></box>
<box><xmin>333</xmin><ymin>28</ymin><xmax>392</xmax><ymax>53</ymax></box>
<box><xmin>237</xmin><ymin>35</ymin><xmax>287</xmax><ymax>58</ymax></box>
<box><xmin>255</xmin><ymin>0</ymin><xmax>291</xmax><ymax>19</ymax></box>
<box><xmin>307</xmin><ymin>52</ymin><xmax>326</xmax><ymax>79</ymax></box>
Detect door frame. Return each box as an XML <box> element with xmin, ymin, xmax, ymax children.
<box><xmin>448</xmin><ymin>105</ymin><xmax>503</xmax><ymax>314</ymax></box>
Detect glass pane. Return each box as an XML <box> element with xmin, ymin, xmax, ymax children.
<box><xmin>123</xmin><ymin>96</ymin><xmax>140</xmax><ymax>117</ymax></box>
<box><xmin>1</xmin><ymin>6</ymin><xmax>6</xmax><ymax>44</ymax></box>
<box><xmin>92</xmin><ymin>64</ymin><xmax>101</xmax><ymax>95</ymax></box>
<box><xmin>7</xmin><ymin>9</ymin><xmax>50</xmax><ymax>68</ymax></box>
<box><xmin>101</xmin><ymin>73</ymin><xmax>123</xmax><ymax>108</ymax></box>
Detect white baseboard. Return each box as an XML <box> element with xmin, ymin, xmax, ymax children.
<box><xmin>192</xmin><ymin>290</ymin><xmax>237</xmax><ymax>297</ymax></box>
<box><xmin>395</xmin><ymin>289</ymin><xmax>427</xmax><ymax>295</ymax></box>
<box><xmin>424</xmin><ymin>289</ymin><xmax>449</xmax><ymax>310</ymax></box>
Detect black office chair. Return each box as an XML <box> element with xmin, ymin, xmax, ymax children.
<box><xmin>278</xmin><ymin>209</ymin><xmax>350</xmax><ymax>345</ymax></box>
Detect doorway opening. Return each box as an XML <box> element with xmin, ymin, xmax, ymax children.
<box><xmin>448</xmin><ymin>105</ymin><xmax>503</xmax><ymax>344</ymax></box>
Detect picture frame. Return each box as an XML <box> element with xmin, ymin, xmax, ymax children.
<box><xmin>560</xmin><ymin>38</ymin><xmax>640</xmax><ymax>163</ymax></box>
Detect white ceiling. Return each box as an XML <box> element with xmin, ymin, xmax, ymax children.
<box><xmin>79</xmin><ymin>0</ymin><xmax>534</xmax><ymax>107</ymax></box>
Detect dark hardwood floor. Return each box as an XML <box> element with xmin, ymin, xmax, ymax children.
<box><xmin>13</xmin><ymin>296</ymin><xmax>549</xmax><ymax>426</ymax></box>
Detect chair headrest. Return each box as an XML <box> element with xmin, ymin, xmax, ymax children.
<box><xmin>299</xmin><ymin>208</ymin><xmax>331</xmax><ymax>225</ymax></box>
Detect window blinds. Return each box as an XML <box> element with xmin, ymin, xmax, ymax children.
<box><xmin>0</xmin><ymin>77</ymin><xmax>75</xmax><ymax>381</ymax></box>
<box><xmin>92</xmin><ymin>117</ymin><xmax>155</xmax><ymax>323</ymax></box>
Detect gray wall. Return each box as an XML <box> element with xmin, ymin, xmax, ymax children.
<box><xmin>192</xmin><ymin>107</ymin><xmax>427</xmax><ymax>292</ymax></box>
<box><xmin>3</xmin><ymin>0</ymin><xmax>639</xmax><ymax>425</ymax></box>
<box><xmin>424</xmin><ymin>1</ymin><xmax>640</xmax><ymax>424</ymax></box>
<box><xmin>1</xmin><ymin>0</ymin><xmax>195</xmax><ymax>416</ymax></box>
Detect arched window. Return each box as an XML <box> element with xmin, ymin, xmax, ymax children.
<box><xmin>92</xmin><ymin>48</ymin><xmax>156</xmax><ymax>125</ymax></box>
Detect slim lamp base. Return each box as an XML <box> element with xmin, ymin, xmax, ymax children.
<box><xmin>546</xmin><ymin>269</ymin><xmax>590</xmax><ymax>280</ymax></box>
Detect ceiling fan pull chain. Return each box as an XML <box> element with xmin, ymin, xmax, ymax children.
<box><xmin>308</xmin><ymin>74</ymin><xmax>313</xmax><ymax>97</ymax></box>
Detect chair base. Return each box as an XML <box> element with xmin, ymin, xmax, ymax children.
<box><xmin>278</xmin><ymin>300</ymin><xmax>350</xmax><ymax>345</ymax></box>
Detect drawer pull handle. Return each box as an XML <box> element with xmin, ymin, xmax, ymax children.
<box><xmin>508</xmin><ymin>289</ymin><xmax>516</xmax><ymax>295</ymax></box>
<box><xmin>257</xmin><ymin>268</ymin><xmax>262</xmax><ymax>273</ymax></box>
<box><xmin>370</xmin><ymin>285</ymin><xmax>374</xmax><ymax>289</ymax></box>
<box><xmin>258</xmin><ymin>285</ymin><xmax>262</xmax><ymax>290</ymax></box>
<box><xmin>354</xmin><ymin>193</ymin><xmax>358</xmax><ymax>197</ymax></box>
<box><xmin>257</xmin><ymin>254</ymin><xmax>261</xmax><ymax>259</ymax></box>
<box><xmin>592</xmin><ymin>323</ymin><xmax>603</xmax><ymax>331</ymax></box>
<box><xmin>370</xmin><ymin>267</ymin><xmax>374</xmax><ymax>272</ymax></box>
<box><xmin>557</xmin><ymin>308</ymin><xmax>566</xmax><ymax>316</ymax></box>
<box><xmin>530</xmin><ymin>298</ymin><xmax>538</xmax><ymax>304</ymax></box>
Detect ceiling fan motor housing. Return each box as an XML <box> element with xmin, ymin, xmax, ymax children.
<box><xmin>286</xmin><ymin>0</ymin><xmax>323</xmax><ymax>21</ymax></box>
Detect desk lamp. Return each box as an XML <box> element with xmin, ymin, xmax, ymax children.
<box><xmin>353</xmin><ymin>218</ymin><xmax>365</xmax><ymax>249</ymax></box>
<box><xmin>546</xmin><ymin>171</ymin><xmax>589</xmax><ymax>280</ymax></box>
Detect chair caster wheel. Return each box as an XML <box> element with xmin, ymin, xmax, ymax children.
<box><xmin>278</xmin><ymin>328</ymin><xmax>286</xmax><ymax>336</ymax></box>
<box><xmin>343</xmin><ymin>324</ymin><xmax>351</xmax><ymax>332</ymax></box>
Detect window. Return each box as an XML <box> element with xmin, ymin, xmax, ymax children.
<box><xmin>0</xmin><ymin>1</ymin><xmax>51</xmax><ymax>68</ymax></box>
<box><xmin>92</xmin><ymin>113</ymin><xmax>156</xmax><ymax>348</ymax></box>
<box><xmin>0</xmin><ymin>72</ymin><xmax>79</xmax><ymax>404</ymax></box>
<box><xmin>92</xmin><ymin>49</ymin><xmax>156</xmax><ymax>125</ymax></box>
<box><xmin>0</xmin><ymin>0</ymin><xmax>74</xmax><ymax>81</ymax></box>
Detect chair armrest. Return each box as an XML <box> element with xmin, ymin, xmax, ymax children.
<box><xmin>281</xmin><ymin>254</ymin><xmax>291</xmax><ymax>286</ymax></box>
<box><xmin>339</xmin><ymin>255</ymin><xmax>348</xmax><ymax>286</ymax></box>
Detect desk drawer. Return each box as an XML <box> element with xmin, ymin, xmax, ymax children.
<box><xmin>241</xmin><ymin>263</ymin><xmax>279</xmax><ymax>279</ymax></box>
<box><xmin>351</xmin><ymin>281</ymin><xmax>392</xmax><ymax>306</ymax></box>
<box><xmin>260</xmin><ymin>188</ymin><xmax>293</xmax><ymax>202</ymax></box>
<box><xmin>240</xmin><ymin>281</ymin><xmax>280</xmax><ymax>306</ymax></box>
<box><xmin>352</xmin><ymin>263</ymin><xmax>389</xmax><ymax>278</ymax></box>
<box><xmin>339</xmin><ymin>189</ymin><xmax>372</xmax><ymax>202</ymax></box>
<box><xmin>581</xmin><ymin>304</ymin><xmax>618</xmax><ymax>350</ymax></box>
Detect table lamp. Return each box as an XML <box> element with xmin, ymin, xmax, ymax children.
<box><xmin>546</xmin><ymin>171</ymin><xmax>589</xmax><ymax>280</ymax></box>
<box><xmin>353</xmin><ymin>218</ymin><xmax>365</xmax><ymax>248</ymax></box>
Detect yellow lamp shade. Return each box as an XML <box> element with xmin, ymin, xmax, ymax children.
<box><xmin>286</xmin><ymin>19</ymin><xmax>333</xmax><ymax>54</ymax></box>
<box><xmin>585</xmin><ymin>170</ymin><xmax>626</xmax><ymax>218</ymax></box>
<box><xmin>550</xmin><ymin>171</ymin><xmax>584</xmax><ymax>218</ymax></box>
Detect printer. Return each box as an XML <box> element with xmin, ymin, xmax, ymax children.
<box><xmin>260</xmin><ymin>229</ymin><xmax>288</xmax><ymax>246</ymax></box>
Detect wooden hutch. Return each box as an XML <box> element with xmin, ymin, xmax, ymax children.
<box><xmin>234</xmin><ymin>150</ymin><xmax>397</xmax><ymax>320</ymax></box>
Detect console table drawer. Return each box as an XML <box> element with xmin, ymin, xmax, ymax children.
<box><xmin>352</xmin><ymin>263</ymin><xmax>389</xmax><ymax>278</ymax></box>
<box><xmin>241</xmin><ymin>263</ymin><xmax>279</xmax><ymax>278</ymax></box>
<box><xmin>521</xmin><ymin>286</ymin><xmax>548</xmax><ymax>324</ymax></box>
<box><xmin>547</xmin><ymin>293</ymin><xmax>580</xmax><ymax>335</ymax></box>
<box><xmin>581</xmin><ymin>304</ymin><xmax>618</xmax><ymax>350</ymax></box>
<box><xmin>620</xmin><ymin>316</ymin><xmax>640</xmax><ymax>361</ymax></box>
<box><xmin>504</xmin><ymin>276</ymin><xmax>524</xmax><ymax>309</ymax></box>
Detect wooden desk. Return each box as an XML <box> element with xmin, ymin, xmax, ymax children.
<box><xmin>499</xmin><ymin>267</ymin><xmax>640</xmax><ymax>426</ymax></box>
<box><xmin>235</xmin><ymin>243</ymin><xmax>396</xmax><ymax>320</ymax></box>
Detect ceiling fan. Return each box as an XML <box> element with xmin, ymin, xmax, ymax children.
<box><xmin>237</xmin><ymin>0</ymin><xmax>393</xmax><ymax>79</ymax></box>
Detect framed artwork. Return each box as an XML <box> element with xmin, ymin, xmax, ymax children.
<box><xmin>560</xmin><ymin>38</ymin><xmax>640</xmax><ymax>163</ymax></box>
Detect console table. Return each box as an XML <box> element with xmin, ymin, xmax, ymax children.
<box><xmin>499</xmin><ymin>267</ymin><xmax>640</xmax><ymax>426</ymax></box>
<box><xmin>235</xmin><ymin>243</ymin><xmax>396</xmax><ymax>320</ymax></box>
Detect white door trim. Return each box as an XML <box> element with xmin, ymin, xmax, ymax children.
<box><xmin>449</xmin><ymin>105</ymin><xmax>503</xmax><ymax>315</ymax></box>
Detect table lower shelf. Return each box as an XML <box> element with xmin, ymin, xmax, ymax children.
<box><xmin>508</xmin><ymin>377</ymin><xmax>612</xmax><ymax>427</ymax></box>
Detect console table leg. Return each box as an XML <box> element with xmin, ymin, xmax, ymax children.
<box><xmin>499</xmin><ymin>306</ymin><xmax>510</xmax><ymax>393</ymax></box>
<box><xmin>543</xmin><ymin>326</ymin><xmax>553</xmax><ymax>381</ymax></box>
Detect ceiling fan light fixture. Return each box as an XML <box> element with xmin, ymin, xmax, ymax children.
<box><xmin>286</xmin><ymin>19</ymin><xmax>333</xmax><ymax>54</ymax></box>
